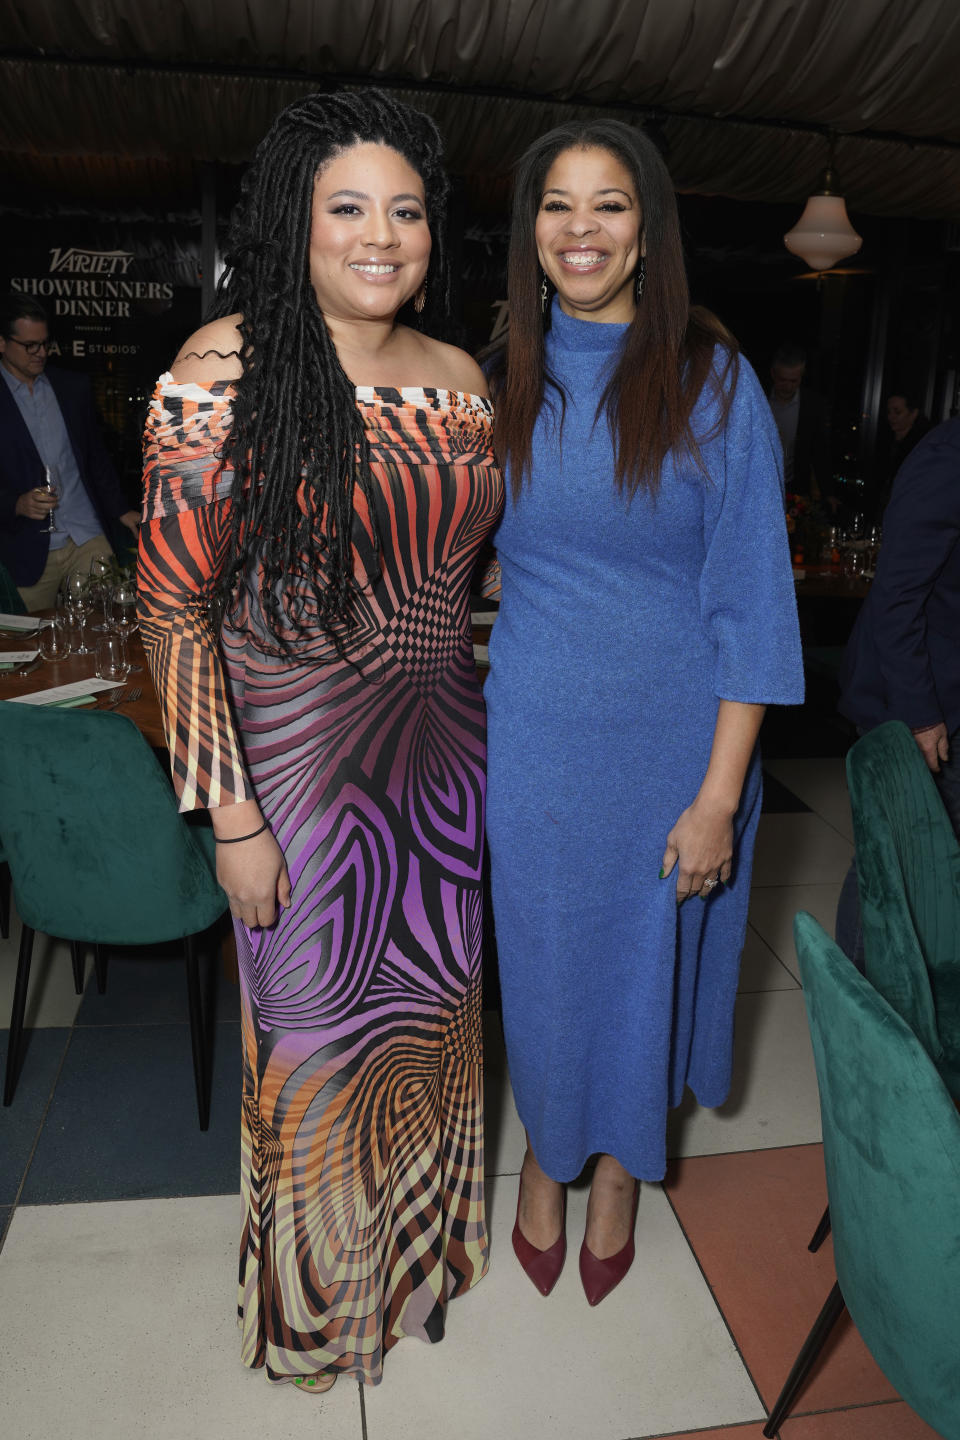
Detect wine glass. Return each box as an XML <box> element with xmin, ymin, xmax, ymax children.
<box><xmin>39</xmin><ymin>465</ymin><xmax>60</xmax><ymax>535</ymax></box>
<box><xmin>112</xmin><ymin>582</ymin><xmax>141</xmax><ymax>673</ymax></box>
<box><xmin>89</xmin><ymin>553</ymin><xmax>113</xmax><ymax>633</ymax></box>
<box><xmin>66</xmin><ymin>571</ymin><xmax>92</xmax><ymax>655</ymax></box>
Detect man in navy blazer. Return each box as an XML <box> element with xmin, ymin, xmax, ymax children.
<box><xmin>0</xmin><ymin>294</ymin><xmax>139</xmax><ymax>611</ymax></box>
<box><xmin>837</xmin><ymin>418</ymin><xmax>960</xmax><ymax>962</ymax></box>
<box><xmin>840</xmin><ymin>416</ymin><xmax>960</xmax><ymax>818</ymax></box>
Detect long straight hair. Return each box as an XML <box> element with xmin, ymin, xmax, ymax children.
<box><xmin>488</xmin><ymin>119</ymin><xmax>737</xmax><ymax>501</ymax></box>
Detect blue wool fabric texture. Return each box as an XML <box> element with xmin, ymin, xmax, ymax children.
<box><xmin>484</xmin><ymin>301</ymin><xmax>804</xmax><ymax>1181</ymax></box>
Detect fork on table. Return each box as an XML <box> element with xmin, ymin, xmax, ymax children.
<box><xmin>100</xmin><ymin>687</ymin><xmax>142</xmax><ymax>711</ymax></box>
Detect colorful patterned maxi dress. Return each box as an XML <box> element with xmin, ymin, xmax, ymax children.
<box><xmin>138</xmin><ymin>376</ymin><xmax>502</xmax><ymax>1385</ymax></box>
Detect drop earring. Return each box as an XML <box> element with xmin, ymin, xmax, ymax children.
<box><xmin>414</xmin><ymin>280</ymin><xmax>427</xmax><ymax>314</ymax></box>
<box><xmin>636</xmin><ymin>257</ymin><xmax>646</xmax><ymax>302</ymax></box>
<box><xmin>540</xmin><ymin>273</ymin><xmax>549</xmax><ymax>314</ymax></box>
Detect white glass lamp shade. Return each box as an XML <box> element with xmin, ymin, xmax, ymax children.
<box><xmin>784</xmin><ymin>194</ymin><xmax>862</xmax><ymax>271</ymax></box>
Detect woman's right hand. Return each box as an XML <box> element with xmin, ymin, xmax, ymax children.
<box><xmin>212</xmin><ymin>806</ymin><xmax>291</xmax><ymax>928</ymax></box>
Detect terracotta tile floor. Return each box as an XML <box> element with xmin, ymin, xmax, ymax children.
<box><xmin>665</xmin><ymin>1145</ymin><xmax>901</xmax><ymax>1414</ymax></box>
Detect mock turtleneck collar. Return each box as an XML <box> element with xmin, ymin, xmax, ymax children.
<box><xmin>545</xmin><ymin>294</ymin><xmax>631</xmax><ymax>353</ymax></box>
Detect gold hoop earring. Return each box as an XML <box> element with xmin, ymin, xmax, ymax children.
<box><xmin>414</xmin><ymin>281</ymin><xmax>427</xmax><ymax>314</ymax></box>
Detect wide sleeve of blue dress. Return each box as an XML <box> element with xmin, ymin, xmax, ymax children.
<box><xmin>698</xmin><ymin>357</ymin><xmax>805</xmax><ymax>706</ymax></box>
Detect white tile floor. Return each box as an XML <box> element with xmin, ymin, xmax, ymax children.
<box><xmin>0</xmin><ymin>759</ymin><xmax>855</xmax><ymax>1439</ymax></box>
<box><xmin>363</xmin><ymin>1180</ymin><xmax>762</xmax><ymax>1440</ymax></box>
<box><xmin>0</xmin><ymin>1197</ymin><xmax>362</xmax><ymax>1440</ymax></box>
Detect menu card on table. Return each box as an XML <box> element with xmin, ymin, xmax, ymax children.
<box><xmin>7</xmin><ymin>678</ymin><xmax>124</xmax><ymax>707</ymax></box>
<box><xmin>0</xmin><ymin>613</ymin><xmax>39</xmax><ymax>633</ymax></box>
<box><xmin>0</xmin><ymin>651</ymin><xmax>39</xmax><ymax>668</ymax></box>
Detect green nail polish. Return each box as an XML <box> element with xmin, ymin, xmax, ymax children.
<box><xmin>658</xmin><ymin>867</ymin><xmax>665</xmax><ymax>878</ymax></box>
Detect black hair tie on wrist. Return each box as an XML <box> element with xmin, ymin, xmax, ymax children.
<box><xmin>214</xmin><ymin>819</ymin><xmax>269</xmax><ymax>844</ymax></box>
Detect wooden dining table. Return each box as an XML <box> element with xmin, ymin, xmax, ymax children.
<box><xmin>788</xmin><ymin>564</ymin><xmax>872</xmax><ymax>650</ymax></box>
<box><xmin>0</xmin><ymin>615</ymin><xmax>167</xmax><ymax>747</ymax></box>
<box><xmin>0</xmin><ymin>610</ymin><xmax>497</xmax><ymax>748</ymax></box>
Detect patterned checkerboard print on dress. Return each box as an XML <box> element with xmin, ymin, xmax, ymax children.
<box><xmin>139</xmin><ymin>378</ymin><xmax>503</xmax><ymax>1384</ymax></box>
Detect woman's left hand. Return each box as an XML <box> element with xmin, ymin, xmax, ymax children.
<box><xmin>661</xmin><ymin>797</ymin><xmax>734</xmax><ymax>903</ymax></box>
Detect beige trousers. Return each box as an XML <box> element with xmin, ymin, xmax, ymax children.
<box><xmin>17</xmin><ymin>534</ymin><xmax>115</xmax><ymax>613</ymax></box>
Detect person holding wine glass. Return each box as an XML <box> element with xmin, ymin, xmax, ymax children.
<box><xmin>0</xmin><ymin>293</ymin><xmax>140</xmax><ymax>612</ymax></box>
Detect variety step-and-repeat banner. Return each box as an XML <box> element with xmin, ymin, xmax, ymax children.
<box><xmin>2</xmin><ymin>219</ymin><xmax>202</xmax><ymax>502</ymax></box>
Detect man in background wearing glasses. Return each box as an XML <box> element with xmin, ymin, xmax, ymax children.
<box><xmin>0</xmin><ymin>293</ymin><xmax>140</xmax><ymax>611</ymax></box>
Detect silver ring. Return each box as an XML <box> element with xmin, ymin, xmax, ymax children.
<box><xmin>702</xmin><ymin>877</ymin><xmax>719</xmax><ymax>891</ymax></box>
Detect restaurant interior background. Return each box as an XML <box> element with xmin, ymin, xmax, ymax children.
<box><xmin>4</xmin><ymin>12</ymin><xmax>960</xmax><ymax>1436</ymax></box>
<box><xmin>2</xmin><ymin>0</ymin><xmax>960</xmax><ymax>524</ymax></box>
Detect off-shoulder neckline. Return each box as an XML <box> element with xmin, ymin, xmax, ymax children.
<box><xmin>156</xmin><ymin>373</ymin><xmax>491</xmax><ymax>409</ymax></box>
<box><xmin>354</xmin><ymin>385</ymin><xmax>492</xmax><ymax>409</ymax></box>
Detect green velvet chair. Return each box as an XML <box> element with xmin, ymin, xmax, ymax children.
<box><xmin>0</xmin><ymin>701</ymin><xmax>228</xmax><ymax>1128</ymax></box>
<box><xmin>848</xmin><ymin>720</ymin><xmax>960</xmax><ymax>1100</ymax></box>
<box><xmin>808</xmin><ymin>717</ymin><xmax>960</xmax><ymax>1257</ymax></box>
<box><xmin>764</xmin><ymin>912</ymin><xmax>960</xmax><ymax>1438</ymax></box>
<box><xmin>0</xmin><ymin>845</ymin><xmax>9</xmax><ymax>940</ymax></box>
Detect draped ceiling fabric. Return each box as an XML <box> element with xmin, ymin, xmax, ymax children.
<box><xmin>1</xmin><ymin>0</ymin><xmax>960</xmax><ymax>217</ymax></box>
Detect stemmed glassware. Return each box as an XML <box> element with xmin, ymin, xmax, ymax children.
<box><xmin>65</xmin><ymin>572</ymin><xmax>92</xmax><ymax>656</ymax></box>
<box><xmin>39</xmin><ymin>465</ymin><xmax>60</xmax><ymax>535</ymax></box>
<box><xmin>111</xmin><ymin>582</ymin><xmax>141</xmax><ymax>673</ymax></box>
<box><xmin>89</xmin><ymin>553</ymin><xmax>113</xmax><ymax>633</ymax></box>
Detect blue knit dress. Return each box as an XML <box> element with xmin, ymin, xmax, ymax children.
<box><xmin>484</xmin><ymin>302</ymin><xmax>804</xmax><ymax>1182</ymax></box>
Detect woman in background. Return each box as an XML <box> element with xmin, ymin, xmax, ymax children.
<box><xmin>139</xmin><ymin>90</ymin><xmax>501</xmax><ymax>1388</ymax></box>
<box><xmin>484</xmin><ymin>120</ymin><xmax>803</xmax><ymax>1305</ymax></box>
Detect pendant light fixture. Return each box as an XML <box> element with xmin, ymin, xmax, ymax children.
<box><xmin>784</xmin><ymin>141</ymin><xmax>862</xmax><ymax>271</ymax></box>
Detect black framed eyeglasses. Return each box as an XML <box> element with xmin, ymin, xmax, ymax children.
<box><xmin>4</xmin><ymin>335</ymin><xmax>52</xmax><ymax>355</ymax></box>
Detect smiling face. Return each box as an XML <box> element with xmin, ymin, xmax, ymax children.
<box><xmin>308</xmin><ymin>141</ymin><xmax>431</xmax><ymax>324</ymax></box>
<box><xmin>534</xmin><ymin>145</ymin><xmax>643</xmax><ymax>324</ymax></box>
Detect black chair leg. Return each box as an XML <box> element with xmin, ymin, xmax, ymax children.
<box><xmin>93</xmin><ymin>943</ymin><xmax>107</xmax><ymax>994</ymax></box>
<box><xmin>184</xmin><ymin>932</ymin><xmax>210</xmax><ymax>1131</ymax></box>
<box><xmin>4</xmin><ymin>923</ymin><xmax>36</xmax><ymax>1106</ymax></box>
<box><xmin>763</xmin><ymin>1281</ymin><xmax>846</xmax><ymax>1436</ymax></box>
<box><xmin>808</xmin><ymin>1203</ymin><xmax>831</xmax><ymax>1252</ymax></box>
<box><xmin>0</xmin><ymin>860</ymin><xmax>10</xmax><ymax>941</ymax></box>
<box><xmin>70</xmin><ymin>941</ymin><xmax>85</xmax><ymax>995</ymax></box>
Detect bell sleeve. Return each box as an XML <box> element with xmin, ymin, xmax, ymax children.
<box><xmin>137</xmin><ymin>375</ymin><xmax>252</xmax><ymax>813</ymax></box>
<box><xmin>698</xmin><ymin>357</ymin><xmax>805</xmax><ymax>706</ymax></box>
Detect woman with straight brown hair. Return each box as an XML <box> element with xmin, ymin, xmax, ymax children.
<box><xmin>483</xmin><ymin>120</ymin><xmax>803</xmax><ymax>1305</ymax></box>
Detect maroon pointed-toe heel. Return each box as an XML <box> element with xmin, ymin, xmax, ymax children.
<box><xmin>512</xmin><ymin>1176</ymin><xmax>567</xmax><ymax>1296</ymax></box>
<box><xmin>579</xmin><ymin>1182</ymin><xmax>640</xmax><ymax>1307</ymax></box>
